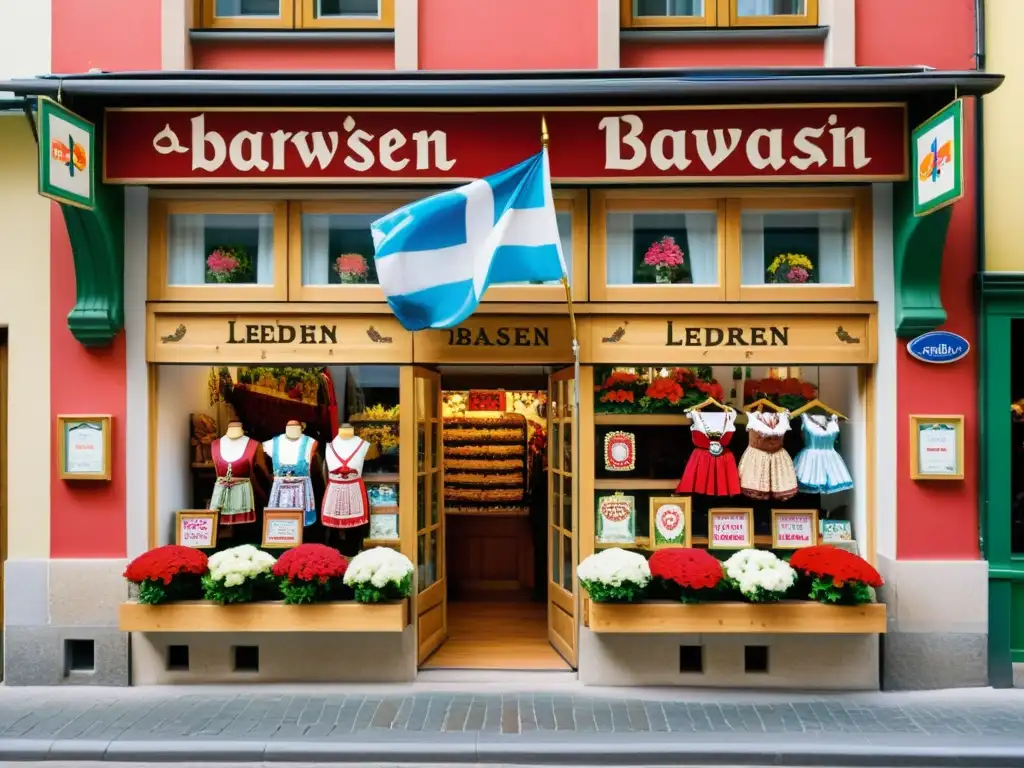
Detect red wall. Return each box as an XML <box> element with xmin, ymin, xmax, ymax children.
<box><xmin>49</xmin><ymin>0</ymin><xmax>162</xmax><ymax>558</ymax></box>
<box><xmin>419</xmin><ymin>0</ymin><xmax>597</xmax><ymax>70</ymax></box>
<box><xmin>621</xmin><ymin>41</ymin><xmax>823</xmax><ymax>69</ymax></box>
<box><xmin>192</xmin><ymin>42</ymin><xmax>395</xmax><ymax>70</ymax></box>
<box><xmin>858</xmin><ymin>0</ymin><xmax>980</xmax><ymax>559</ymax></box>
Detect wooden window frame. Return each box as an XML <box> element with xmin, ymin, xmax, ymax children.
<box><xmin>298</xmin><ymin>0</ymin><xmax>394</xmax><ymax>29</ymax></box>
<box><xmin>148</xmin><ymin>199</ymin><xmax>289</xmax><ymax>302</ymax></box>
<box><xmin>728</xmin><ymin>187</ymin><xmax>872</xmax><ymax>303</ymax></box>
<box><xmin>198</xmin><ymin>0</ymin><xmax>296</xmax><ymax>29</ymax></box>
<box><xmin>620</xmin><ymin>0</ymin><xmax>817</xmax><ymax>29</ymax></box>
<box><xmin>590</xmin><ymin>189</ymin><xmax>728</xmax><ymax>303</ymax></box>
<box><xmin>726</xmin><ymin>0</ymin><xmax>818</xmax><ymax>28</ymax></box>
<box><xmin>484</xmin><ymin>189</ymin><xmax>590</xmax><ymax>304</ymax></box>
<box><xmin>620</xmin><ymin>0</ymin><xmax>717</xmax><ymax>28</ymax></box>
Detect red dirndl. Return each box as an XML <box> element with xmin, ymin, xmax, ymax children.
<box><xmin>676</xmin><ymin>431</ymin><xmax>741</xmax><ymax>497</ymax></box>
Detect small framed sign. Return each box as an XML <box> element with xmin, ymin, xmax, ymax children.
<box><xmin>820</xmin><ymin>518</ymin><xmax>853</xmax><ymax>542</ymax></box>
<box><xmin>57</xmin><ymin>415</ymin><xmax>112</xmax><ymax>481</ymax></box>
<box><xmin>262</xmin><ymin>509</ymin><xmax>304</xmax><ymax>549</ymax></box>
<box><xmin>38</xmin><ymin>97</ymin><xmax>96</xmax><ymax>210</ymax></box>
<box><xmin>650</xmin><ymin>496</ymin><xmax>691</xmax><ymax>549</ymax></box>
<box><xmin>910</xmin><ymin>414</ymin><xmax>964</xmax><ymax>480</ymax></box>
<box><xmin>176</xmin><ymin>510</ymin><xmax>218</xmax><ymax>549</ymax></box>
<box><xmin>771</xmin><ymin>509</ymin><xmax>818</xmax><ymax>549</ymax></box>
<box><xmin>596</xmin><ymin>493</ymin><xmax>636</xmax><ymax>545</ymax></box>
<box><xmin>369</xmin><ymin>511</ymin><xmax>399</xmax><ymax>541</ymax></box>
<box><xmin>912</xmin><ymin>98</ymin><xmax>964</xmax><ymax>217</ymax></box>
<box><xmin>708</xmin><ymin>508</ymin><xmax>753</xmax><ymax>550</ymax></box>
<box><xmin>603</xmin><ymin>431</ymin><xmax>636</xmax><ymax>472</ymax></box>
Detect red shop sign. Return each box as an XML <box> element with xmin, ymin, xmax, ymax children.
<box><xmin>102</xmin><ymin>104</ymin><xmax>908</xmax><ymax>184</ymax></box>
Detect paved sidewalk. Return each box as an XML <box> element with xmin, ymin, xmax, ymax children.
<box><xmin>0</xmin><ymin>685</ymin><xmax>1023</xmax><ymax>764</ymax></box>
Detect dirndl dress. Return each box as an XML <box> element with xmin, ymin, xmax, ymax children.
<box><xmin>793</xmin><ymin>413</ymin><xmax>854</xmax><ymax>494</ymax></box>
<box><xmin>210</xmin><ymin>438</ymin><xmax>258</xmax><ymax>525</ymax></box>
<box><xmin>322</xmin><ymin>439</ymin><xmax>371</xmax><ymax>529</ymax></box>
<box><xmin>676</xmin><ymin>410</ymin><xmax>741</xmax><ymax>497</ymax></box>
<box><xmin>738</xmin><ymin>411</ymin><xmax>798</xmax><ymax>501</ymax></box>
<box><xmin>267</xmin><ymin>434</ymin><xmax>317</xmax><ymax>526</ymax></box>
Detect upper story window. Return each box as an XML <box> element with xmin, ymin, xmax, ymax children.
<box><xmin>197</xmin><ymin>0</ymin><xmax>394</xmax><ymax>29</ymax></box>
<box><xmin>622</xmin><ymin>0</ymin><xmax>818</xmax><ymax>28</ymax></box>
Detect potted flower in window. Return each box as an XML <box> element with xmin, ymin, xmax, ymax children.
<box><xmin>206</xmin><ymin>246</ymin><xmax>254</xmax><ymax>284</ymax></box>
<box><xmin>644</xmin><ymin>236</ymin><xmax>685</xmax><ymax>284</ymax></box>
<box><xmin>766</xmin><ymin>253</ymin><xmax>815</xmax><ymax>284</ymax></box>
<box><xmin>334</xmin><ymin>253</ymin><xmax>370</xmax><ymax>284</ymax></box>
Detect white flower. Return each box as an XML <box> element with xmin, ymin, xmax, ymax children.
<box><xmin>723</xmin><ymin>549</ymin><xmax>795</xmax><ymax>598</ymax></box>
<box><xmin>576</xmin><ymin>548</ymin><xmax>651</xmax><ymax>587</ymax></box>
<box><xmin>207</xmin><ymin>544</ymin><xmax>276</xmax><ymax>587</ymax></box>
<box><xmin>344</xmin><ymin>547</ymin><xmax>414</xmax><ymax>589</ymax></box>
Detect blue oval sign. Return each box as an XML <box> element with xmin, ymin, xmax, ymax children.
<box><xmin>906</xmin><ymin>330</ymin><xmax>970</xmax><ymax>364</ymax></box>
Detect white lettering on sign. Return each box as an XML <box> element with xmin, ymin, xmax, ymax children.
<box><xmin>599</xmin><ymin>113</ymin><xmax>871</xmax><ymax>173</ymax></box>
<box><xmin>152</xmin><ymin>115</ymin><xmax>457</xmax><ymax>175</ymax></box>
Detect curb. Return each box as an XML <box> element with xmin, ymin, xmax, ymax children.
<box><xmin>2</xmin><ymin>737</ymin><xmax>1024</xmax><ymax>766</ymax></box>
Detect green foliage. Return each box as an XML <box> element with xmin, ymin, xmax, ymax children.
<box><xmin>201</xmin><ymin>573</ymin><xmax>277</xmax><ymax>605</ymax></box>
<box><xmin>278</xmin><ymin>577</ymin><xmax>349</xmax><ymax>605</ymax></box>
<box><xmin>580</xmin><ymin>578</ymin><xmax>647</xmax><ymax>603</ymax></box>
<box><xmin>808</xmin><ymin>576</ymin><xmax>874</xmax><ymax>606</ymax></box>
<box><xmin>136</xmin><ymin>575</ymin><xmax>202</xmax><ymax>605</ymax></box>
<box><xmin>352</xmin><ymin>573</ymin><xmax>413</xmax><ymax>604</ymax></box>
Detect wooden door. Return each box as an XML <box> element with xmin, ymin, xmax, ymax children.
<box><xmin>413</xmin><ymin>367</ymin><xmax>446</xmax><ymax>664</ymax></box>
<box><xmin>547</xmin><ymin>366</ymin><xmax>577</xmax><ymax>666</ymax></box>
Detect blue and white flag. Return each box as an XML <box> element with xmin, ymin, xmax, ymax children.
<box><xmin>370</xmin><ymin>150</ymin><xmax>566</xmax><ymax>331</ymax></box>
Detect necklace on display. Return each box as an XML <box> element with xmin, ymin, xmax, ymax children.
<box><xmin>694</xmin><ymin>411</ymin><xmax>725</xmax><ymax>456</ymax></box>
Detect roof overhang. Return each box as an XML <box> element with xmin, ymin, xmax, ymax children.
<box><xmin>0</xmin><ymin>67</ymin><xmax>1004</xmax><ymax>109</ymax></box>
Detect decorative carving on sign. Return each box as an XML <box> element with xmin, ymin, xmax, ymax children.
<box><xmin>602</xmin><ymin>321</ymin><xmax>628</xmax><ymax>344</ymax></box>
<box><xmin>161</xmin><ymin>324</ymin><xmax>187</xmax><ymax>343</ymax></box>
<box><xmin>835</xmin><ymin>326</ymin><xmax>861</xmax><ymax>344</ymax></box>
<box><xmin>366</xmin><ymin>326</ymin><xmax>393</xmax><ymax>344</ymax></box>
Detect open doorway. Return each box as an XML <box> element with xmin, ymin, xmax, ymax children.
<box><xmin>419</xmin><ymin>365</ymin><xmax>572</xmax><ymax>671</ymax></box>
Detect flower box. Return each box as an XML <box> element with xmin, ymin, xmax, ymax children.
<box><xmin>119</xmin><ymin>599</ymin><xmax>409</xmax><ymax>633</ymax></box>
<box><xmin>586</xmin><ymin>600</ymin><xmax>885</xmax><ymax>635</ymax></box>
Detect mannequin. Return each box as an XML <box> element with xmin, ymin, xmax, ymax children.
<box><xmin>210</xmin><ymin>421</ymin><xmax>267</xmax><ymax>526</ymax></box>
<box><xmin>264</xmin><ymin>420</ymin><xmax>319</xmax><ymax>527</ymax></box>
<box><xmin>321</xmin><ymin>422</ymin><xmax>371</xmax><ymax>530</ymax></box>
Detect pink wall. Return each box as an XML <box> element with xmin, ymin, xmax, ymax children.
<box><xmin>622</xmin><ymin>41</ymin><xmax>823</xmax><ymax>69</ymax></box>
<box><xmin>858</xmin><ymin>0</ymin><xmax>980</xmax><ymax>559</ymax></box>
<box><xmin>419</xmin><ymin>0</ymin><xmax>597</xmax><ymax>70</ymax></box>
<box><xmin>192</xmin><ymin>42</ymin><xmax>395</xmax><ymax>70</ymax></box>
<box><xmin>49</xmin><ymin>0</ymin><xmax>162</xmax><ymax>558</ymax></box>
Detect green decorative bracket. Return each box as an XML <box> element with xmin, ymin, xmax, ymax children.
<box><xmin>57</xmin><ymin>117</ymin><xmax>125</xmax><ymax>347</ymax></box>
<box><xmin>892</xmin><ymin>176</ymin><xmax>953</xmax><ymax>339</ymax></box>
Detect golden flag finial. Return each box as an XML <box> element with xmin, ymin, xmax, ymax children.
<box><xmin>540</xmin><ymin>115</ymin><xmax>549</xmax><ymax>148</ymax></box>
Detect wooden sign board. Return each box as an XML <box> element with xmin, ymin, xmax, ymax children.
<box><xmin>708</xmin><ymin>508</ymin><xmax>753</xmax><ymax>550</ymax></box>
<box><xmin>414</xmin><ymin>316</ymin><xmax>575</xmax><ymax>365</ymax></box>
<box><xmin>262</xmin><ymin>509</ymin><xmax>304</xmax><ymax>549</ymax></box>
<box><xmin>771</xmin><ymin>509</ymin><xmax>819</xmax><ymax>549</ymax></box>
<box><xmin>176</xmin><ymin>510</ymin><xmax>218</xmax><ymax>549</ymax></box>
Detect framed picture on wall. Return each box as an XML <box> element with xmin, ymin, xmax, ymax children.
<box><xmin>910</xmin><ymin>414</ymin><xmax>964</xmax><ymax>480</ymax></box>
<box><xmin>649</xmin><ymin>496</ymin><xmax>691</xmax><ymax>549</ymax></box>
<box><xmin>369</xmin><ymin>512</ymin><xmax>399</xmax><ymax>541</ymax></box>
<box><xmin>771</xmin><ymin>509</ymin><xmax>819</xmax><ymax>549</ymax></box>
<box><xmin>176</xmin><ymin>510</ymin><xmax>218</xmax><ymax>549</ymax></box>
<box><xmin>596</xmin><ymin>493</ymin><xmax>636</xmax><ymax>545</ymax></box>
<box><xmin>262</xmin><ymin>509</ymin><xmax>304</xmax><ymax>549</ymax></box>
<box><xmin>707</xmin><ymin>508</ymin><xmax>753</xmax><ymax>550</ymax></box>
<box><xmin>57</xmin><ymin>414</ymin><xmax>112</xmax><ymax>481</ymax></box>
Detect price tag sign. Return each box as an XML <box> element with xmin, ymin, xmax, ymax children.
<box><xmin>772</xmin><ymin>510</ymin><xmax>818</xmax><ymax>549</ymax></box>
<box><xmin>176</xmin><ymin>511</ymin><xmax>218</xmax><ymax>549</ymax></box>
<box><xmin>708</xmin><ymin>509</ymin><xmax>753</xmax><ymax>550</ymax></box>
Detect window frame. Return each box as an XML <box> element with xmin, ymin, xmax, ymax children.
<box><xmin>620</xmin><ymin>0</ymin><xmax>817</xmax><ymax>28</ymax></box>
<box><xmin>148</xmin><ymin>199</ymin><xmax>290</xmax><ymax>302</ymax></box>
<box><xmin>590</xmin><ymin>189</ymin><xmax>728</xmax><ymax>303</ymax></box>
<box><xmin>298</xmin><ymin>0</ymin><xmax>395</xmax><ymax>29</ymax></box>
<box><xmin>727</xmin><ymin>187</ymin><xmax>873</xmax><ymax>302</ymax></box>
<box><xmin>198</xmin><ymin>0</ymin><xmax>296</xmax><ymax>30</ymax></box>
<box><xmin>620</xmin><ymin>0</ymin><xmax>717</xmax><ymax>28</ymax></box>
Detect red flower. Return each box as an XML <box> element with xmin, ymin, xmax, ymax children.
<box><xmin>649</xmin><ymin>548</ymin><xmax>724</xmax><ymax>590</ymax></box>
<box><xmin>789</xmin><ymin>545</ymin><xmax>883</xmax><ymax>588</ymax></box>
<box><xmin>647</xmin><ymin>378</ymin><xmax>684</xmax><ymax>404</ymax></box>
<box><xmin>124</xmin><ymin>545</ymin><xmax>208</xmax><ymax>586</ymax></box>
<box><xmin>272</xmin><ymin>544</ymin><xmax>348</xmax><ymax>584</ymax></box>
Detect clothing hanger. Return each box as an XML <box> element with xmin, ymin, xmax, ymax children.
<box><xmin>685</xmin><ymin>396</ymin><xmax>734</xmax><ymax>413</ymax></box>
<box><xmin>743</xmin><ymin>398</ymin><xmax>784</xmax><ymax>414</ymax></box>
<box><xmin>791</xmin><ymin>398</ymin><xmax>847</xmax><ymax>421</ymax></box>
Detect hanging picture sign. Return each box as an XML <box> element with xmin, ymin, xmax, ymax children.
<box><xmin>596</xmin><ymin>493</ymin><xmax>636</xmax><ymax>545</ymax></box>
<box><xmin>38</xmin><ymin>98</ymin><xmax>96</xmax><ymax>210</ymax></box>
<box><xmin>603</xmin><ymin>431</ymin><xmax>636</xmax><ymax>471</ymax></box>
<box><xmin>912</xmin><ymin>99</ymin><xmax>964</xmax><ymax>216</ymax></box>
<box><xmin>910</xmin><ymin>415</ymin><xmax>965</xmax><ymax>480</ymax></box>
<box><xmin>650</xmin><ymin>497</ymin><xmax>691</xmax><ymax>549</ymax></box>
<box><xmin>57</xmin><ymin>414</ymin><xmax>112</xmax><ymax>481</ymax></box>
<box><xmin>906</xmin><ymin>330</ymin><xmax>970</xmax><ymax>364</ymax></box>
<box><xmin>176</xmin><ymin>510</ymin><xmax>218</xmax><ymax>549</ymax></box>
<box><xmin>708</xmin><ymin>508</ymin><xmax>753</xmax><ymax>550</ymax></box>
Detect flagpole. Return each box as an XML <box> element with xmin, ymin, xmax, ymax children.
<box><xmin>543</xmin><ymin>115</ymin><xmax>582</xmax><ymax>594</ymax></box>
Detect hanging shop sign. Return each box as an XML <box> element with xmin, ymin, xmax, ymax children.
<box><xmin>909</xmin><ymin>414</ymin><xmax>965</xmax><ymax>481</ymax></box>
<box><xmin>587</xmin><ymin>314</ymin><xmax>875</xmax><ymax>365</ymax></box>
<box><xmin>38</xmin><ymin>98</ymin><xmax>96</xmax><ymax>209</ymax></box>
<box><xmin>57</xmin><ymin>414</ymin><xmax>112</xmax><ymax>481</ymax></box>
<box><xmin>147</xmin><ymin>311</ymin><xmax>412</xmax><ymax>364</ymax></box>
<box><xmin>414</xmin><ymin>316</ymin><xmax>575</xmax><ymax>364</ymax></box>
<box><xmin>912</xmin><ymin>99</ymin><xmax>964</xmax><ymax>217</ymax></box>
<box><xmin>906</xmin><ymin>330</ymin><xmax>970</xmax><ymax>364</ymax></box>
<box><xmin>103</xmin><ymin>104</ymin><xmax>908</xmax><ymax>184</ymax></box>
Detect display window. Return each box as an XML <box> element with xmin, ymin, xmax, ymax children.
<box><xmin>148</xmin><ymin>200</ymin><xmax>289</xmax><ymax>302</ymax></box>
<box><xmin>621</xmin><ymin>0</ymin><xmax>818</xmax><ymax>28</ymax></box>
<box><xmin>196</xmin><ymin>0</ymin><xmax>395</xmax><ymax>30</ymax></box>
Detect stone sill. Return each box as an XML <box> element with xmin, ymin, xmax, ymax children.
<box><xmin>190</xmin><ymin>29</ymin><xmax>394</xmax><ymax>44</ymax></box>
<box><xmin>620</xmin><ymin>26</ymin><xmax>829</xmax><ymax>44</ymax></box>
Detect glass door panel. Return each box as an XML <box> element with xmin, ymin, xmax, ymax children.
<box><xmin>548</xmin><ymin>366</ymin><xmax>578</xmax><ymax>666</ymax></box>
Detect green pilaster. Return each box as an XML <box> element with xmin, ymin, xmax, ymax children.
<box><xmin>56</xmin><ymin>110</ymin><xmax>124</xmax><ymax>347</ymax></box>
